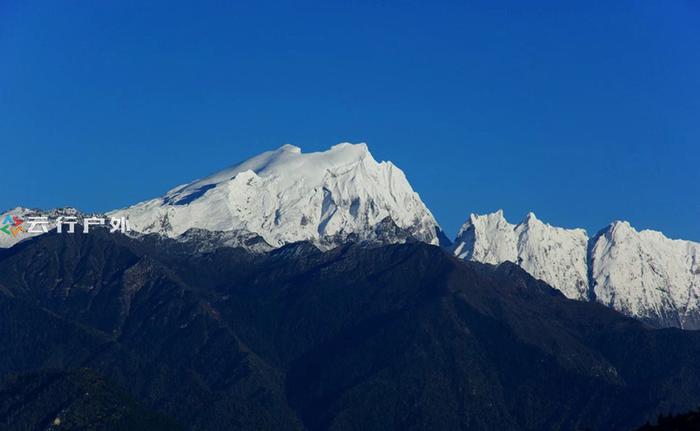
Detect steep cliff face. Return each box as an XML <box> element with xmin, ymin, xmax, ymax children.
<box><xmin>453</xmin><ymin>210</ymin><xmax>589</xmax><ymax>301</ymax></box>
<box><xmin>590</xmin><ymin>221</ymin><xmax>700</xmax><ymax>329</ymax></box>
<box><xmin>454</xmin><ymin>211</ymin><xmax>700</xmax><ymax>329</ymax></box>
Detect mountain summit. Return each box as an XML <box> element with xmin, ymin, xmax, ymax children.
<box><xmin>590</xmin><ymin>220</ymin><xmax>700</xmax><ymax>329</ymax></box>
<box><xmin>108</xmin><ymin>143</ymin><xmax>445</xmax><ymax>249</ymax></box>
<box><xmin>453</xmin><ymin>210</ymin><xmax>589</xmax><ymax>301</ymax></box>
<box><xmin>453</xmin><ymin>210</ymin><xmax>700</xmax><ymax>329</ymax></box>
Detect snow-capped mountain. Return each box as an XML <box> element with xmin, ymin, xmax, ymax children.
<box><xmin>590</xmin><ymin>221</ymin><xmax>700</xmax><ymax>329</ymax></box>
<box><xmin>454</xmin><ymin>210</ymin><xmax>700</xmax><ymax>329</ymax></box>
<box><xmin>108</xmin><ymin>143</ymin><xmax>445</xmax><ymax>249</ymax></box>
<box><xmin>453</xmin><ymin>210</ymin><xmax>589</xmax><ymax>300</ymax></box>
<box><xmin>4</xmin><ymin>144</ymin><xmax>699</xmax><ymax>330</ymax></box>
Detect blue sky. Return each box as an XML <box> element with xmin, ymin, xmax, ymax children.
<box><xmin>1</xmin><ymin>0</ymin><xmax>698</xmax><ymax>240</ymax></box>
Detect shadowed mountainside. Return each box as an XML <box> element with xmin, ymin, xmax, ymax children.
<box><xmin>0</xmin><ymin>368</ymin><xmax>182</xmax><ymax>431</ymax></box>
<box><xmin>1</xmin><ymin>229</ymin><xmax>700</xmax><ymax>430</ymax></box>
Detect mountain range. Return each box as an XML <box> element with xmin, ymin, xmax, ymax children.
<box><xmin>453</xmin><ymin>210</ymin><xmax>700</xmax><ymax>329</ymax></box>
<box><xmin>3</xmin><ymin>143</ymin><xmax>700</xmax><ymax>430</ymax></box>
<box><xmin>3</xmin><ymin>143</ymin><xmax>698</xmax><ymax>330</ymax></box>
<box><xmin>2</xmin><ymin>228</ymin><xmax>700</xmax><ymax>430</ymax></box>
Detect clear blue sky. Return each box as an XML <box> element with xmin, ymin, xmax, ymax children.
<box><xmin>1</xmin><ymin>1</ymin><xmax>698</xmax><ymax>240</ymax></box>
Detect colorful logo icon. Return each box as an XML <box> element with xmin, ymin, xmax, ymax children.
<box><xmin>0</xmin><ymin>214</ymin><xmax>26</xmax><ymax>237</ymax></box>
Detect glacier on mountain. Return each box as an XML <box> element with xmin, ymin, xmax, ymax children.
<box><xmin>453</xmin><ymin>210</ymin><xmax>700</xmax><ymax>329</ymax></box>
<box><xmin>453</xmin><ymin>210</ymin><xmax>589</xmax><ymax>301</ymax></box>
<box><xmin>108</xmin><ymin>143</ymin><xmax>445</xmax><ymax>249</ymax></box>
<box><xmin>590</xmin><ymin>221</ymin><xmax>700</xmax><ymax>329</ymax></box>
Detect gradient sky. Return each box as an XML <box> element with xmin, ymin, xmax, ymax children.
<box><xmin>1</xmin><ymin>1</ymin><xmax>698</xmax><ymax>240</ymax></box>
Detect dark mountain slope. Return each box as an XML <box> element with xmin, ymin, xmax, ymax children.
<box><xmin>636</xmin><ymin>407</ymin><xmax>700</xmax><ymax>430</ymax></box>
<box><xmin>0</xmin><ymin>368</ymin><xmax>182</xmax><ymax>431</ymax></box>
<box><xmin>1</xmin><ymin>230</ymin><xmax>700</xmax><ymax>430</ymax></box>
<box><xmin>0</xmin><ymin>231</ymin><xmax>303</xmax><ymax>431</ymax></box>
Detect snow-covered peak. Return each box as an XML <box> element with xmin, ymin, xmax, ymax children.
<box><xmin>454</xmin><ymin>211</ymin><xmax>700</xmax><ymax>328</ymax></box>
<box><xmin>278</xmin><ymin>143</ymin><xmax>302</xmax><ymax>153</ymax></box>
<box><xmin>607</xmin><ymin>220</ymin><xmax>635</xmax><ymax>238</ymax></box>
<box><xmin>456</xmin><ymin>209</ymin><xmax>511</xmax><ymax>238</ymax></box>
<box><xmin>513</xmin><ymin>214</ymin><xmax>589</xmax><ymax>300</ymax></box>
<box><xmin>454</xmin><ymin>210</ymin><xmax>590</xmax><ymax>300</ymax></box>
<box><xmin>176</xmin><ymin>142</ymin><xmax>370</xmax><ymax>196</ymax></box>
<box><xmin>590</xmin><ymin>221</ymin><xmax>700</xmax><ymax>328</ymax></box>
<box><xmin>521</xmin><ymin>211</ymin><xmax>541</xmax><ymax>225</ymax></box>
<box><xmin>109</xmin><ymin>143</ymin><xmax>445</xmax><ymax>249</ymax></box>
<box><xmin>454</xmin><ymin>210</ymin><xmax>517</xmax><ymax>264</ymax></box>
